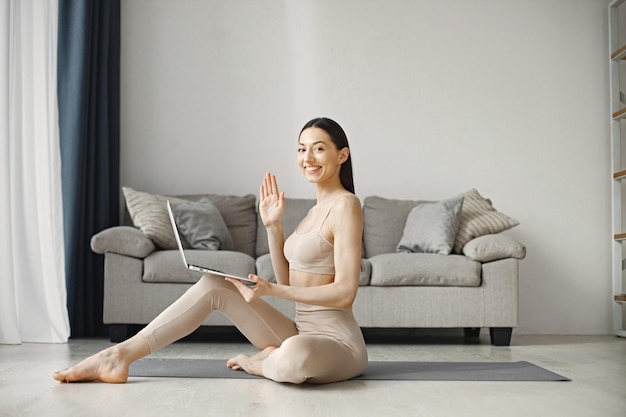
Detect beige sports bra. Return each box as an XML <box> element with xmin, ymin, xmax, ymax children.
<box><xmin>283</xmin><ymin>195</ymin><xmax>351</xmax><ymax>275</ymax></box>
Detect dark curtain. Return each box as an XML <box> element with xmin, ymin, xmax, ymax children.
<box><xmin>57</xmin><ymin>0</ymin><xmax>121</xmax><ymax>337</ymax></box>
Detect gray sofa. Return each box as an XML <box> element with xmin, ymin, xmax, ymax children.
<box><xmin>91</xmin><ymin>190</ymin><xmax>525</xmax><ymax>346</ymax></box>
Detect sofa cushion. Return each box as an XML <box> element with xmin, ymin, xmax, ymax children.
<box><xmin>90</xmin><ymin>226</ymin><xmax>156</xmax><ymax>258</ymax></box>
<box><xmin>396</xmin><ymin>194</ymin><xmax>464</xmax><ymax>255</ymax></box>
<box><xmin>122</xmin><ymin>187</ymin><xmax>189</xmax><ymax>249</ymax></box>
<box><xmin>170</xmin><ymin>198</ymin><xmax>234</xmax><ymax>251</ymax></box>
<box><xmin>176</xmin><ymin>193</ymin><xmax>257</xmax><ymax>258</ymax></box>
<box><xmin>143</xmin><ymin>250</ymin><xmax>256</xmax><ymax>284</ymax></box>
<box><xmin>462</xmin><ymin>233</ymin><xmax>526</xmax><ymax>262</ymax></box>
<box><xmin>453</xmin><ymin>189</ymin><xmax>519</xmax><ymax>253</ymax></box>
<box><xmin>368</xmin><ymin>253</ymin><xmax>481</xmax><ymax>287</ymax></box>
<box><xmin>363</xmin><ymin>196</ymin><xmax>429</xmax><ymax>258</ymax></box>
<box><xmin>122</xmin><ymin>188</ymin><xmax>257</xmax><ymax>256</ymax></box>
<box><xmin>255</xmin><ymin>254</ymin><xmax>372</xmax><ymax>286</ymax></box>
<box><xmin>255</xmin><ymin>198</ymin><xmax>316</xmax><ymax>257</ymax></box>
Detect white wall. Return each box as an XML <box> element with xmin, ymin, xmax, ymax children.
<box><xmin>120</xmin><ymin>0</ymin><xmax>613</xmax><ymax>335</ymax></box>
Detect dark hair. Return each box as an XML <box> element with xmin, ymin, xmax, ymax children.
<box><xmin>300</xmin><ymin>117</ymin><xmax>355</xmax><ymax>194</ymax></box>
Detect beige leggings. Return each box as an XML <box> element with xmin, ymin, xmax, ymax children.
<box><xmin>137</xmin><ymin>274</ymin><xmax>368</xmax><ymax>384</ymax></box>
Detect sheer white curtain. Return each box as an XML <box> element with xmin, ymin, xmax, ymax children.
<box><xmin>0</xmin><ymin>0</ymin><xmax>69</xmax><ymax>344</ymax></box>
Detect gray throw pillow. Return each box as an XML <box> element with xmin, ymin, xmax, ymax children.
<box><xmin>90</xmin><ymin>226</ymin><xmax>156</xmax><ymax>258</ymax></box>
<box><xmin>396</xmin><ymin>194</ymin><xmax>464</xmax><ymax>255</ymax></box>
<box><xmin>462</xmin><ymin>233</ymin><xmax>526</xmax><ymax>262</ymax></box>
<box><xmin>170</xmin><ymin>198</ymin><xmax>234</xmax><ymax>251</ymax></box>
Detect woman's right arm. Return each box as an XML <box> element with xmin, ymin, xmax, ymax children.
<box><xmin>259</xmin><ymin>173</ymin><xmax>290</xmax><ymax>286</ymax></box>
<box><xmin>265</xmin><ymin>223</ymin><xmax>290</xmax><ymax>286</ymax></box>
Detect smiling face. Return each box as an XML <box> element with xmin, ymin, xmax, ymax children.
<box><xmin>297</xmin><ymin>127</ymin><xmax>349</xmax><ymax>187</ymax></box>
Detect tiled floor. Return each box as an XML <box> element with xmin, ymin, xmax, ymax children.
<box><xmin>1</xmin><ymin>333</ymin><xmax>625</xmax><ymax>417</ymax></box>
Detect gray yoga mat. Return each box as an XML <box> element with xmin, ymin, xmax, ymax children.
<box><xmin>129</xmin><ymin>358</ymin><xmax>570</xmax><ymax>381</ymax></box>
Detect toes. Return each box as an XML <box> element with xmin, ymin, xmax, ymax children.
<box><xmin>56</xmin><ymin>369</ymin><xmax>77</xmax><ymax>382</ymax></box>
<box><xmin>226</xmin><ymin>359</ymin><xmax>240</xmax><ymax>370</ymax></box>
<box><xmin>226</xmin><ymin>354</ymin><xmax>248</xmax><ymax>371</ymax></box>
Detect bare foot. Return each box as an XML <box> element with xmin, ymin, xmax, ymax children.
<box><xmin>226</xmin><ymin>346</ymin><xmax>276</xmax><ymax>377</ymax></box>
<box><xmin>53</xmin><ymin>336</ymin><xmax>150</xmax><ymax>383</ymax></box>
<box><xmin>53</xmin><ymin>346</ymin><xmax>130</xmax><ymax>383</ymax></box>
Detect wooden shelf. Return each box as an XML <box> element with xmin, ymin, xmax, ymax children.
<box><xmin>614</xmin><ymin>170</ymin><xmax>626</xmax><ymax>180</ymax></box>
<box><xmin>611</xmin><ymin>45</ymin><xmax>626</xmax><ymax>60</ymax></box>
<box><xmin>612</xmin><ymin>107</ymin><xmax>626</xmax><ymax>120</ymax></box>
<box><xmin>608</xmin><ymin>2</ymin><xmax>626</xmax><ymax>339</ymax></box>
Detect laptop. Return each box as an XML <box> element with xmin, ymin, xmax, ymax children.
<box><xmin>167</xmin><ymin>200</ymin><xmax>257</xmax><ymax>286</ymax></box>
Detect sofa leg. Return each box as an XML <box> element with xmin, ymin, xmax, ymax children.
<box><xmin>463</xmin><ymin>327</ymin><xmax>481</xmax><ymax>338</ymax></box>
<box><xmin>108</xmin><ymin>324</ymin><xmax>134</xmax><ymax>343</ymax></box>
<box><xmin>489</xmin><ymin>327</ymin><xmax>512</xmax><ymax>346</ymax></box>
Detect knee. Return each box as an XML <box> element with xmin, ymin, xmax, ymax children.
<box><xmin>262</xmin><ymin>337</ymin><xmax>315</xmax><ymax>384</ymax></box>
<box><xmin>190</xmin><ymin>274</ymin><xmax>236</xmax><ymax>303</ymax></box>
<box><xmin>196</xmin><ymin>274</ymin><xmax>231</xmax><ymax>291</ymax></box>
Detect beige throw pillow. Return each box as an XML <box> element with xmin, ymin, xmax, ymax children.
<box><xmin>122</xmin><ymin>187</ymin><xmax>187</xmax><ymax>249</ymax></box>
<box><xmin>453</xmin><ymin>189</ymin><xmax>519</xmax><ymax>253</ymax></box>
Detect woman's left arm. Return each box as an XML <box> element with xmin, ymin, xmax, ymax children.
<box><xmin>228</xmin><ymin>196</ymin><xmax>363</xmax><ymax>309</ymax></box>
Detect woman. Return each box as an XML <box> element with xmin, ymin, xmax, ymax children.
<box><xmin>53</xmin><ymin>117</ymin><xmax>367</xmax><ymax>384</ymax></box>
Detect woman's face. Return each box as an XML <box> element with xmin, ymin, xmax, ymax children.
<box><xmin>297</xmin><ymin>127</ymin><xmax>347</xmax><ymax>185</ymax></box>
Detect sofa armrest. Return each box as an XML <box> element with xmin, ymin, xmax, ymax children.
<box><xmin>462</xmin><ymin>233</ymin><xmax>525</xmax><ymax>262</ymax></box>
<box><xmin>91</xmin><ymin>226</ymin><xmax>156</xmax><ymax>259</ymax></box>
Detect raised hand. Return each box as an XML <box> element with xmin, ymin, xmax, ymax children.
<box><xmin>259</xmin><ymin>173</ymin><xmax>285</xmax><ymax>228</ymax></box>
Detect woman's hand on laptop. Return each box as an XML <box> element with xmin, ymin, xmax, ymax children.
<box><xmin>226</xmin><ymin>274</ymin><xmax>269</xmax><ymax>302</ymax></box>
